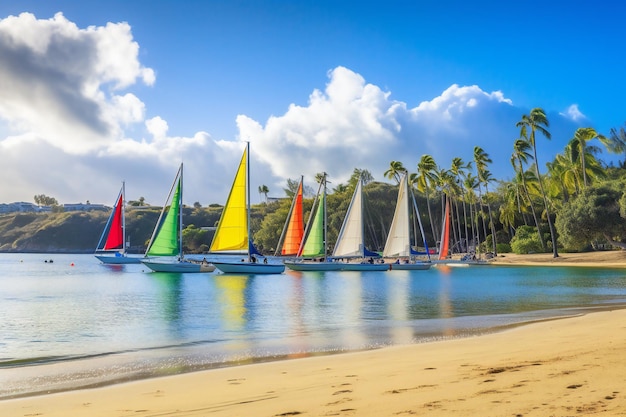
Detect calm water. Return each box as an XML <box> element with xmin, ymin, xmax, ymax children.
<box><xmin>1</xmin><ymin>253</ymin><xmax>626</xmax><ymax>398</ymax></box>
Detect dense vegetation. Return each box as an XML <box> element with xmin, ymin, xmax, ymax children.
<box><xmin>2</xmin><ymin>109</ymin><xmax>626</xmax><ymax>256</ymax></box>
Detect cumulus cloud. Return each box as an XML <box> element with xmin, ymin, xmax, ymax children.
<box><xmin>240</xmin><ymin>66</ymin><xmax>575</xmax><ymax>191</ymax></box>
<box><xmin>0</xmin><ymin>13</ymin><xmax>584</xmax><ymax>207</ymax></box>
<box><xmin>0</xmin><ymin>12</ymin><xmax>153</xmax><ymax>153</ymax></box>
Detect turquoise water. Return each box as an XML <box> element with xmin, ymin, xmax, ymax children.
<box><xmin>1</xmin><ymin>253</ymin><xmax>625</xmax><ymax>398</ymax></box>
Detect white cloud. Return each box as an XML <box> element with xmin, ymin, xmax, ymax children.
<box><xmin>561</xmin><ymin>104</ymin><xmax>586</xmax><ymax>122</ymax></box>
<box><xmin>0</xmin><ymin>13</ymin><xmax>582</xmax><ymax>208</ymax></box>
<box><xmin>0</xmin><ymin>12</ymin><xmax>154</xmax><ymax>154</ymax></box>
<box><xmin>237</xmin><ymin>67</ymin><xmax>562</xmax><ymax>191</ymax></box>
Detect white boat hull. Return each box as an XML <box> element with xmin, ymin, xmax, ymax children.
<box><xmin>388</xmin><ymin>262</ymin><xmax>432</xmax><ymax>270</ymax></box>
<box><xmin>212</xmin><ymin>261</ymin><xmax>285</xmax><ymax>275</ymax></box>
<box><xmin>338</xmin><ymin>262</ymin><xmax>389</xmax><ymax>271</ymax></box>
<box><xmin>432</xmin><ymin>260</ymin><xmax>491</xmax><ymax>268</ymax></box>
<box><xmin>284</xmin><ymin>261</ymin><xmax>343</xmax><ymax>271</ymax></box>
<box><xmin>141</xmin><ymin>259</ymin><xmax>215</xmax><ymax>273</ymax></box>
<box><xmin>95</xmin><ymin>254</ymin><xmax>142</xmax><ymax>264</ymax></box>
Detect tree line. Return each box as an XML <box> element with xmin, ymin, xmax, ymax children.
<box><xmin>9</xmin><ymin>108</ymin><xmax>626</xmax><ymax>256</ymax></box>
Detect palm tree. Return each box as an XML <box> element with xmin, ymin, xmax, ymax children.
<box><xmin>450</xmin><ymin>157</ymin><xmax>471</xmax><ymax>253</ymax></box>
<box><xmin>511</xmin><ymin>138</ymin><xmax>546</xmax><ymax>251</ymax></box>
<box><xmin>571</xmin><ymin>127</ymin><xmax>607</xmax><ymax>188</ymax></box>
<box><xmin>415</xmin><ymin>155</ymin><xmax>439</xmax><ymax>244</ymax></box>
<box><xmin>473</xmin><ymin>146</ymin><xmax>497</xmax><ymax>256</ymax></box>
<box><xmin>384</xmin><ymin>161</ymin><xmax>407</xmax><ymax>184</ymax></box>
<box><xmin>258</xmin><ymin>184</ymin><xmax>269</xmax><ymax>203</ymax></box>
<box><xmin>516</xmin><ymin>108</ymin><xmax>558</xmax><ymax>258</ymax></box>
<box><xmin>607</xmin><ymin>123</ymin><xmax>626</xmax><ymax>165</ymax></box>
<box><xmin>463</xmin><ymin>173</ymin><xmax>480</xmax><ymax>252</ymax></box>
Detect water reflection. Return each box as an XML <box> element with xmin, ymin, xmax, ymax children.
<box><xmin>434</xmin><ymin>266</ymin><xmax>454</xmax><ymax>336</ymax></box>
<box><xmin>214</xmin><ymin>275</ymin><xmax>249</xmax><ymax>331</ymax></box>
<box><xmin>386</xmin><ymin>273</ymin><xmax>413</xmax><ymax>343</ymax></box>
<box><xmin>151</xmin><ymin>273</ymin><xmax>184</xmax><ymax>339</ymax></box>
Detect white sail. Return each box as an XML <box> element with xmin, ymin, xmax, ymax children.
<box><xmin>383</xmin><ymin>175</ymin><xmax>411</xmax><ymax>257</ymax></box>
<box><xmin>333</xmin><ymin>180</ymin><xmax>365</xmax><ymax>258</ymax></box>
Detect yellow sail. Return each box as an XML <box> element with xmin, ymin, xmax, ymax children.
<box><xmin>210</xmin><ymin>147</ymin><xmax>248</xmax><ymax>253</ymax></box>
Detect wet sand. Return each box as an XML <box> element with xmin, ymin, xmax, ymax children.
<box><xmin>2</xmin><ymin>251</ymin><xmax>625</xmax><ymax>416</ymax></box>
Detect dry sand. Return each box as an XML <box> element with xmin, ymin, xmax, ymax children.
<box><xmin>2</xmin><ymin>251</ymin><xmax>626</xmax><ymax>417</ymax></box>
<box><xmin>492</xmin><ymin>249</ymin><xmax>626</xmax><ymax>268</ymax></box>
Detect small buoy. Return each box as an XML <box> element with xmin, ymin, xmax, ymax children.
<box><xmin>70</xmin><ymin>262</ymin><xmax>75</xmax><ymax>267</ymax></box>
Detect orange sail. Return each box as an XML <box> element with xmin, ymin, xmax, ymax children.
<box><xmin>281</xmin><ymin>179</ymin><xmax>304</xmax><ymax>255</ymax></box>
<box><xmin>438</xmin><ymin>197</ymin><xmax>450</xmax><ymax>260</ymax></box>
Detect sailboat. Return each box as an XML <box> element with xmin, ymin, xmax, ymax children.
<box><xmin>331</xmin><ymin>177</ymin><xmax>389</xmax><ymax>271</ymax></box>
<box><xmin>383</xmin><ymin>174</ymin><xmax>431</xmax><ymax>271</ymax></box>
<box><xmin>209</xmin><ymin>143</ymin><xmax>285</xmax><ymax>274</ymax></box>
<box><xmin>94</xmin><ymin>182</ymin><xmax>142</xmax><ymax>264</ymax></box>
<box><xmin>275</xmin><ymin>176</ymin><xmax>305</xmax><ymax>257</ymax></box>
<box><xmin>141</xmin><ymin>164</ymin><xmax>215</xmax><ymax>273</ymax></box>
<box><xmin>284</xmin><ymin>173</ymin><xmax>343</xmax><ymax>271</ymax></box>
<box><xmin>432</xmin><ymin>196</ymin><xmax>490</xmax><ymax>267</ymax></box>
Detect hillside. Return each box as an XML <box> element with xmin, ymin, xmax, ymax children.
<box><xmin>0</xmin><ymin>206</ymin><xmax>223</xmax><ymax>253</ymax></box>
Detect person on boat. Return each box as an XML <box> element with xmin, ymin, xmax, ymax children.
<box><xmin>263</xmin><ymin>258</ymin><xmax>268</xmax><ymax>264</ymax></box>
<box><xmin>368</xmin><ymin>257</ymin><xmax>374</xmax><ymax>264</ymax></box>
<box><xmin>251</xmin><ymin>255</ymin><xmax>257</xmax><ymax>263</ymax></box>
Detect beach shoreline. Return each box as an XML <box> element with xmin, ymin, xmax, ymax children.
<box><xmin>2</xmin><ymin>307</ymin><xmax>625</xmax><ymax>416</ymax></box>
<box><xmin>2</xmin><ymin>251</ymin><xmax>625</xmax><ymax>416</ymax></box>
<box><xmin>491</xmin><ymin>249</ymin><xmax>626</xmax><ymax>267</ymax></box>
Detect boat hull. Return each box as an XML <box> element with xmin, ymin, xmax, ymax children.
<box><xmin>141</xmin><ymin>259</ymin><xmax>215</xmax><ymax>273</ymax></box>
<box><xmin>284</xmin><ymin>261</ymin><xmax>343</xmax><ymax>271</ymax></box>
<box><xmin>338</xmin><ymin>262</ymin><xmax>390</xmax><ymax>271</ymax></box>
<box><xmin>389</xmin><ymin>262</ymin><xmax>432</xmax><ymax>270</ymax></box>
<box><xmin>432</xmin><ymin>260</ymin><xmax>491</xmax><ymax>267</ymax></box>
<box><xmin>212</xmin><ymin>261</ymin><xmax>285</xmax><ymax>274</ymax></box>
<box><xmin>95</xmin><ymin>254</ymin><xmax>142</xmax><ymax>264</ymax></box>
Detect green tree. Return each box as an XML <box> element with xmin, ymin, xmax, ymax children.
<box><xmin>415</xmin><ymin>154</ymin><xmax>439</xmax><ymax>243</ymax></box>
<box><xmin>571</xmin><ymin>127</ymin><xmax>606</xmax><ymax>188</ymax></box>
<box><xmin>384</xmin><ymin>160</ymin><xmax>407</xmax><ymax>184</ymax></box>
<box><xmin>473</xmin><ymin>146</ymin><xmax>497</xmax><ymax>255</ymax></box>
<box><xmin>607</xmin><ymin>122</ymin><xmax>626</xmax><ymax>165</ymax></box>
<box><xmin>517</xmin><ymin>108</ymin><xmax>559</xmax><ymax>257</ymax></box>
<box><xmin>511</xmin><ymin>138</ymin><xmax>546</xmax><ymax>251</ymax></box>
<box><xmin>510</xmin><ymin>225</ymin><xmax>545</xmax><ymax>254</ymax></box>
<box><xmin>556</xmin><ymin>185</ymin><xmax>626</xmax><ymax>250</ymax></box>
<box><xmin>129</xmin><ymin>197</ymin><xmax>147</xmax><ymax>206</ymax></box>
<box><xmin>34</xmin><ymin>194</ymin><xmax>58</xmax><ymax>206</ymax></box>
<box><xmin>258</xmin><ymin>184</ymin><xmax>270</xmax><ymax>203</ymax></box>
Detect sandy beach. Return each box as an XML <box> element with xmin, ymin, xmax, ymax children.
<box><xmin>2</xmin><ymin>251</ymin><xmax>626</xmax><ymax>417</ymax></box>
<box><xmin>492</xmin><ymin>249</ymin><xmax>626</xmax><ymax>268</ymax></box>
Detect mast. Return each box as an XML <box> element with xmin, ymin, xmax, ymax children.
<box><xmin>322</xmin><ymin>173</ymin><xmax>328</xmax><ymax>260</ymax></box>
<box><xmin>122</xmin><ymin>181</ymin><xmax>126</xmax><ymax>254</ymax></box>
<box><xmin>179</xmin><ymin>163</ymin><xmax>184</xmax><ymax>260</ymax></box>
<box><xmin>246</xmin><ymin>142</ymin><xmax>251</xmax><ymax>262</ymax></box>
<box><xmin>410</xmin><ymin>181</ymin><xmax>431</xmax><ymax>261</ymax></box>
<box><xmin>359</xmin><ymin>176</ymin><xmax>365</xmax><ymax>258</ymax></box>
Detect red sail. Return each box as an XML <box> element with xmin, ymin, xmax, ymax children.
<box><xmin>281</xmin><ymin>181</ymin><xmax>304</xmax><ymax>255</ymax></box>
<box><xmin>438</xmin><ymin>197</ymin><xmax>450</xmax><ymax>260</ymax></box>
<box><xmin>104</xmin><ymin>193</ymin><xmax>124</xmax><ymax>250</ymax></box>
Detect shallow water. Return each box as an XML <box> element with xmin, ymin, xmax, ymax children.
<box><xmin>1</xmin><ymin>253</ymin><xmax>625</xmax><ymax>398</ymax></box>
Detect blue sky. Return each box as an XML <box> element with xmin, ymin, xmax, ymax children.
<box><xmin>1</xmin><ymin>1</ymin><xmax>625</xmax><ymax>206</ymax></box>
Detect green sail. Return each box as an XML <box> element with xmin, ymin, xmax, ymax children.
<box><xmin>301</xmin><ymin>193</ymin><xmax>325</xmax><ymax>257</ymax></box>
<box><xmin>147</xmin><ymin>178</ymin><xmax>181</xmax><ymax>257</ymax></box>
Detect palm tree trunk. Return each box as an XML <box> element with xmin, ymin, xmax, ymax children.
<box><xmin>533</xmin><ymin>147</ymin><xmax>559</xmax><ymax>258</ymax></box>
<box><xmin>425</xmin><ymin>192</ymin><xmax>438</xmax><ymax>247</ymax></box>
